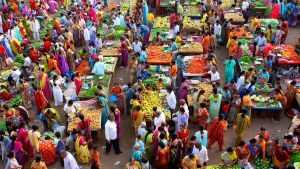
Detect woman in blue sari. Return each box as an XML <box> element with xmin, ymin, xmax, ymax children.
<box><xmin>224</xmin><ymin>56</ymin><xmax>236</xmax><ymax>84</ymax></box>
<box><xmin>142</xmin><ymin>1</ymin><xmax>149</xmax><ymax>25</ymax></box>
<box><xmin>2</xmin><ymin>35</ymin><xmax>14</xmax><ymax>59</ymax></box>
<box><xmin>98</xmin><ymin>94</ymin><xmax>109</xmax><ymax>127</ymax></box>
<box><xmin>287</xmin><ymin>2</ymin><xmax>299</xmax><ymax>27</ymax></box>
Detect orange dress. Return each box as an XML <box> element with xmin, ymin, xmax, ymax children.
<box><xmin>154</xmin><ymin>146</ymin><xmax>170</xmax><ymax>169</ymax></box>
<box><xmin>202</xmin><ymin>35</ymin><xmax>211</xmax><ymax>54</ymax></box>
<box><xmin>197</xmin><ymin>108</ymin><xmax>209</xmax><ymax>127</ymax></box>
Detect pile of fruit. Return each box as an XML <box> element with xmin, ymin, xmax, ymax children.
<box><xmin>183</xmin><ymin>6</ymin><xmax>199</xmax><ymax>16</ymax></box>
<box><xmin>142</xmin><ymin>74</ymin><xmax>170</xmax><ymax>86</ymax></box>
<box><xmin>186</xmin><ymin>58</ymin><xmax>207</xmax><ymax>74</ymax></box>
<box><xmin>68</xmin><ymin>108</ymin><xmax>102</xmax><ymax>131</ymax></box>
<box><xmin>206</xmin><ymin>164</ymin><xmax>241</xmax><ymax>169</ymax></box>
<box><xmin>121</xmin><ymin>0</ymin><xmax>136</xmax><ymax>15</ymax></box>
<box><xmin>76</xmin><ymin>61</ymin><xmax>91</xmax><ymax>75</ymax></box>
<box><xmin>182</xmin><ymin>17</ymin><xmax>207</xmax><ymax>29</ymax></box>
<box><xmin>101</xmin><ymin>47</ymin><xmax>121</xmax><ymax>56</ymax></box>
<box><xmin>147</xmin><ymin>46</ymin><xmax>172</xmax><ymax>64</ymax></box>
<box><xmin>197</xmin><ymin>83</ymin><xmax>213</xmax><ymax>99</ymax></box>
<box><xmin>281</xmin><ymin>45</ymin><xmax>299</xmax><ymax>60</ymax></box>
<box><xmin>224</xmin><ymin>13</ymin><xmax>245</xmax><ymax>23</ymax></box>
<box><xmin>254</xmin><ymin>158</ymin><xmax>272</xmax><ymax>169</ymax></box>
<box><xmin>154</xmin><ymin>17</ymin><xmax>170</xmax><ymax>28</ymax></box>
<box><xmin>141</xmin><ymin>91</ymin><xmax>163</xmax><ymax>120</ymax></box>
<box><xmin>220</xmin><ymin>0</ymin><xmax>235</xmax><ymax>9</ymax></box>
<box><xmin>179</xmin><ymin>43</ymin><xmax>203</xmax><ymax>53</ymax></box>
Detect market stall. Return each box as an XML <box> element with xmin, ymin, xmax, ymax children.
<box><xmin>147</xmin><ymin>46</ymin><xmax>172</xmax><ymax>65</ymax></box>
<box><xmin>182</xmin><ymin>55</ymin><xmax>208</xmax><ymax>76</ymax></box>
<box><xmin>181</xmin><ymin>17</ymin><xmax>207</xmax><ymax>36</ymax></box>
<box><xmin>178</xmin><ymin>43</ymin><xmax>203</xmax><ymax>56</ymax></box>
<box><xmin>67</xmin><ymin>107</ymin><xmax>102</xmax><ymax>137</ymax></box>
<box><xmin>224</xmin><ymin>12</ymin><xmax>245</xmax><ymax>24</ymax></box>
<box><xmin>121</xmin><ymin>0</ymin><xmax>136</xmax><ymax>15</ymax></box>
<box><xmin>143</xmin><ymin>65</ymin><xmax>171</xmax><ymax>87</ymax></box>
<box><xmin>141</xmin><ymin>91</ymin><xmax>171</xmax><ymax>120</ymax></box>
<box><xmin>149</xmin><ymin>28</ymin><xmax>171</xmax><ymax>42</ymax></box>
<box><xmin>104</xmin><ymin>57</ymin><xmax>118</xmax><ymax>74</ymax></box>
<box><xmin>233</xmin><ymin>26</ymin><xmax>254</xmax><ymax>39</ymax></box>
<box><xmin>101</xmin><ymin>47</ymin><xmax>121</xmax><ymax>57</ymax></box>
<box><xmin>183</xmin><ymin>5</ymin><xmax>201</xmax><ymax>19</ymax></box>
<box><xmin>78</xmin><ymin>74</ymin><xmax>112</xmax><ymax>99</ymax></box>
<box><xmin>160</xmin><ymin>0</ymin><xmax>176</xmax><ymax>14</ymax></box>
<box><xmin>238</xmin><ymin>56</ymin><xmax>264</xmax><ymax>72</ymax></box>
<box><xmin>273</xmin><ymin>45</ymin><xmax>300</xmax><ymax>65</ymax></box>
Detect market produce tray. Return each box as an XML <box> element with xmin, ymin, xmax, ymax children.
<box><xmin>67</xmin><ymin>108</ymin><xmax>102</xmax><ymax>131</ymax></box>
<box><xmin>224</xmin><ymin>12</ymin><xmax>245</xmax><ymax>23</ymax></box>
<box><xmin>149</xmin><ymin>28</ymin><xmax>170</xmax><ymax>42</ymax></box>
<box><xmin>147</xmin><ymin>46</ymin><xmax>172</xmax><ymax>65</ymax></box>
<box><xmin>101</xmin><ymin>47</ymin><xmax>121</xmax><ymax>57</ymax></box>
<box><xmin>160</xmin><ymin>0</ymin><xmax>175</xmax><ymax>7</ymax></box>
<box><xmin>104</xmin><ymin>57</ymin><xmax>118</xmax><ymax>74</ymax></box>
<box><xmin>141</xmin><ymin>91</ymin><xmax>163</xmax><ymax>120</ymax></box>
<box><xmin>182</xmin><ymin>55</ymin><xmax>209</xmax><ymax>77</ymax></box>
<box><xmin>182</xmin><ymin>17</ymin><xmax>207</xmax><ymax>30</ymax></box>
<box><xmin>178</xmin><ymin>43</ymin><xmax>203</xmax><ymax>55</ymax></box>
<box><xmin>153</xmin><ymin>16</ymin><xmax>170</xmax><ymax>29</ymax></box>
<box><xmin>251</xmin><ymin>93</ymin><xmax>282</xmax><ymax>111</ymax></box>
<box><xmin>182</xmin><ymin>5</ymin><xmax>201</xmax><ymax>18</ymax></box>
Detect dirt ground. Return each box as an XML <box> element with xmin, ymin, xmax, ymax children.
<box><xmin>0</xmin><ymin>0</ymin><xmax>300</xmax><ymax>168</ymax></box>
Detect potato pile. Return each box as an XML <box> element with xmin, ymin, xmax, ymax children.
<box><xmin>101</xmin><ymin>47</ymin><xmax>121</xmax><ymax>56</ymax></box>
<box><xmin>179</xmin><ymin>43</ymin><xmax>203</xmax><ymax>53</ymax></box>
<box><xmin>198</xmin><ymin>83</ymin><xmax>213</xmax><ymax>99</ymax></box>
<box><xmin>224</xmin><ymin>13</ymin><xmax>245</xmax><ymax>23</ymax></box>
<box><xmin>67</xmin><ymin>108</ymin><xmax>102</xmax><ymax>131</ymax></box>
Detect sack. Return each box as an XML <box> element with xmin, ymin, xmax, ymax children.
<box><xmin>5</xmin><ymin>57</ymin><xmax>13</xmax><ymax>66</ymax></box>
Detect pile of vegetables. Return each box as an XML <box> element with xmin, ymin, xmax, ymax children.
<box><xmin>254</xmin><ymin>158</ymin><xmax>272</xmax><ymax>169</ymax></box>
<box><xmin>121</xmin><ymin>0</ymin><xmax>136</xmax><ymax>15</ymax></box>
<box><xmin>80</xmin><ymin>86</ymin><xmax>98</xmax><ymax>97</ymax></box>
<box><xmin>254</xmin><ymin>84</ymin><xmax>271</xmax><ymax>93</ymax></box>
<box><xmin>147</xmin><ymin>46</ymin><xmax>172</xmax><ymax>64</ymax></box>
<box><xmin>76</xmin><ymin>61</ymin><xmax>91</xmax><ymax>75</ymax></box>
<box><xmin>10</xmin><ymin>95</ymin><xmax>24</xmax><ymax>108</ymax></box>
<box><xmin>101</xmin><ymin>47</ymin><xmax>121</xmax><ymax>56</ymax></box>
<box><xmin>290</xmin><ymin>152</ymin><xmax>300</xmax><ymax>164</ymax></box>
<box><xmin>179</xmin><ymin>43</ymin><xmax>203</xmax><ymax>53</ymax></box>
<box><xmin>150</xmin><ymin>28</ymin><xmax>169</xmax><ymax>41</ymax></box>
<box><xmin>239</xmin><ymin>56</ymin><xmax>252</xmax><ymax>71</ymax></box>
<box><xmin>206</xmin><ymin>164</ymin><xmax>241</xmax><ymax>169</ymax></box>
<box><xmin>224</xmin><ymin>13</ymin><xmax>245</xmax><ymax>23</ymax></box>
<box><xmin>186</xmin><ymin>58</ymin><xmax>207</xmax><ymax>74</ymax></box>
<box><xmin>13</xmin><ymin>54</ymin><xmax>25</xmax><ymax>68</ymax></box>
<box><xmin>261</xmin><ymin>19</ymin><xmax>279</xmax><ymax>29</ymax></box>
<box><xmin>0</xmin><ymin>122</ymin><xmax>7</xmax><ymax>131</ymax></box>
<box><xmin>183</xmin><ymin>5</ymin><xmax>200</xmax><ymax>16</ymax></box>
<box><xmin>153</xmin><ymin>17</ymin><xmax>170</xmax><ymax>28</ymax></box>
<box><xmin>142</xmin><ymin>74</ymin><xmax>170</xmax><ymax>86</ymax></box>
<box><xmin>41</xmin><ymin>132</ymin><xmax>56</xmax><ymax>140</ymax></box>
<box><xmin>160</xmin><ymin>0</ymin><xmax>175</xmax><ymax>7</ymax></box>
<box><xmin>281</xmin><ymin>45</ymin><xmax>299</xmax><ymax>60</ymax></box>
<box><xmin>1</xmin><ymin>70</ymin><xmax>13</xmax><ymax>80</ymax></box>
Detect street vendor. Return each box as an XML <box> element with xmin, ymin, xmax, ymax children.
<box><xmin>0</xmin><ymin>84</ymin><xmax>12</xmax><ymax>101</ymax></box>
<box><xmin>258</xmin><ymin>69</ymin><xmax>270</xmax><ymax>84</ymax></box>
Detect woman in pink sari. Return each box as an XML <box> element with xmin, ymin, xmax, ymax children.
<box><xmin>77</xmin><ymin>114</ymin><xmax>91</xmax><ymax>141</ymax></box>
<box><xmin>74</xmin><ymin>72</ymin><xmax>83</xmax><ymax>96</ymax></box>
<box><xmin>38</xmin><ymin>68</ymin><xmax>51</xmax><ymax>100</ymax></box>
<box><xmin>110</xmin><ymin>105</ymin><xmax>121</xmax><ymax>138</ymax></box>
<box><xmin>88</xmin><ymin>5</ymin><xmax>97</xmax><ymax>23</ymax></box>
<box><xmin>270</xmin><ymin>2</ymin><xmax>281</xmax><ymax>19</ymax></box>
<box><xmin>17</xmin><ymin>121</ymin><xmax>34</xmax><ymax>158</ymax></box>
<box><xmin>7</xmin><ymin>135</ymin><xmax>26</xmax><ymax>168</ymax></box>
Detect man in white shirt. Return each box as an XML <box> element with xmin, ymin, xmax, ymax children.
<box><xmin>12</xmin><ymin>66</ymin><xmax>21</xmax><ymax>87</ymax></box>
<box><xmin>173</xmin><ymin>22</ymin><xmax>180</xmax><ymax>39</ymax></box>
<box><xmin>241</xmin><ymin>0</ymin><xmax>250</xmax><ymax>22</ymax></box>
<box><xmin>60</xmin><ymin>150</ymin><xmax>80</xmax><ymax>169</ymax></box>
<box><xmin>179</xmin><ymin>99</ymin><xmax>189</xmax><ymax>117</ymax></box>
<box><xmin>208</xmin><ymin>68</ymin><xmax>220</xmax><ymax>83</ymax></box>
<box><xmin>30</xmin><ymin>17</ymin><xmax>40</xmax><ymax>41</ymax></box>
<box><xmin>105</xmin><ymin>113</ymin><xmax>122</xmax><ymax>154</ymax></box>
<box><xmin>192</xmin><ymin>143</ymin><xmax>209</xmax><ymax>166</ymax></box>
<box><xmin>167</xmin><ymin>87</ymin><xmax>176</xmax><ymax>117</ymax></box>
<box><xmin>154</xmin><ymin>109</ymin><xmax>166</xmax><ymax>129</ymax></box>
<box><xmin>23</xmin><ymin>56</ymin><xmax>31</xmax><ymax>67</ymax></box>
<box><xmin>63</xmin><ymin>100</ymin><xmax>76</xmax><ymax>126</ymax></box>
<box><xmin>132</xmin><ymin>38</ymin><xmax>142</xmax><ymax>54</ymax></box>
<box><xmin>83</xmin><ymin>26</ymin><xmax>90</xmax><ymax>50</ymax></box>
<box><xmin>213</xmin><ymin>20</ymin><xmax>222</xmax><ymax>38</ymax></box>
<box><xmin>236</xmin><ymin>71</ymin><xmax>245</xmax><ymax>90</ymax></box>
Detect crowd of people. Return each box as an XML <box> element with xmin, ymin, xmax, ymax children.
<box><xmin>0</xmin><ymin>0</ymin><xmax>299</xmax><ymax>169</ymax></box>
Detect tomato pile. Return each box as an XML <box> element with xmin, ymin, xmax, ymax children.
<box><xmin>147</xmin><ymin>46</ymin><xmax>172</xmax><ymax>64</ymax></box>
<box><xmin>187</xmin><ymin>58</ymin><xmax>207</xmax><ymax>74</ymax></box>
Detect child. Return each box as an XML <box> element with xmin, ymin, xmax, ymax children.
<box><xmin>91</xmin><ymin>145</ymin><xmax>101</xmax><ymax>169</ymax></box>
<box><xmin>222</xmin><ymin>100</ymin><xmax>230</xmax><ymax>120</ymax></box>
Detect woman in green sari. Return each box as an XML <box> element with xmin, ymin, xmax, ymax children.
<box><xmin>234</xmin><ymin>109</ymin><xmax>250</xmax><ymax>145</ymax></box>
<box><xmin>224</xmin><ymin>56</ymin><xmax>236</xmax><ymax>84</ymax></box>
<box><xmin>209</xmin><ymin>88</ymin><xmax>222</xmax><ymax>121</ymax></box>
<box><xmin>142</xmin><ymin>128</ymin><xmax>153</xmax><ymax>161</ymax></box>
<box><xmin>98</xmin><ymin>94</ymin><xmax>109</xmax><ymax>127</ymax></box>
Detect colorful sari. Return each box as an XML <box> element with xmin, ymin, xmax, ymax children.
<box><xmin>40</xmin><ymin>140</ymin><xmax>57</xmax><ymax>165</ymax></box>
<box><xmin>209</xmin><ymin>94</ymin><xmax>222</xmax><ymax>121</ymax></box>
<box><xmin>77</xmin><ymin>118</ymin><xmax>91</xmax><ymax>141</ymax></box>
<box><xmin>99</xmin><ymin>96</ymin><xmax>109</xmax><ymax>127</ymax></box>
<box><xmin>28</xmin><ymin>130</ymin><xmax>41</xmax><ymax>155</ymax></box>
<box><xmin>7</xmin><ymin>141</ymin><xmax>26</xmax><ymax>167</ymax></box>
<box><xmin>56</xmin><ymin>54</ymin><xmax>69</xmax><ymax>75</ymax></box>
<box><xmin>287</xmin><ymin>4</ymin><xmax>299</xmax><ymax>27</ymax></box>
<box><xmin>33</xmin><ymin>90</ymin><xmax>47</xmax><ymax>114</ymax></box>
<box><xmin>10</xmin><ymin>38</ymin><xmax>21</xmax><ymax>55</ymax></box>
<box><xmin>73</xmin><ymin>24</ymin><xmax>84</xmax><ymax>47</ymax></box>
<box><xmin>17</xmin><ymin>127</ymin><xmax>34</xmax><ymax>158</ymax></box>
<box><xmin>154</xmin><ymin>146</ymin><xmax>170</xmax><ymax>169</ymax></box>
<box><xmin>48</xmin><ymin>58</ymin><xmax>61</xmax><ymax>75</ymax></box>
<box><xmin>74</xmin><ymin>77</ymin><xmax>83</xmax><ymax>96</ymax></box>
<box><xmin>225</xmin><ymin>60</ymin><xmax>236</xmax><ymax>84</ymax></box>
<box><xmin>270</xmin><ymin>3</ymin><xmax>281</xmax><ymax>19</ymax></box>
<box><xmin>142</xmin><ymin>131</ymin><xmax>153</xmax><ymax>160</ymax></box>
<box><xmin>75</xmin><ymin>136</ymin><xmax>90</xmax><ymax>164</ymax></box>
<box><xmin>38</xmin><ymin>72</ymin><xmax>51</xmax><ymax>100</ymax></box>
<box><xmin>234</xmin><ymin>113</ymin><xmax>250</xmax><ymax>143</ymax></box>
<box><xmin>121</xmin><ymin>41</ymin><xmax>129</xmax><ymax>67</ymax></box>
